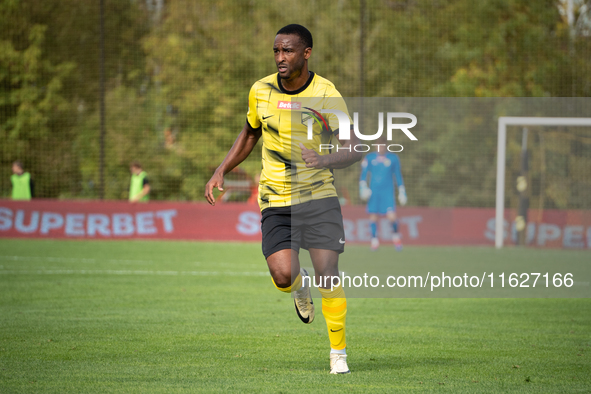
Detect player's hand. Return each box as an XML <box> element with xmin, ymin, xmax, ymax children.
<box><xmin>359</xmin><ymin>180</ymin><xmax>372</xmax><ymax>202</ymax></box>
<box><xmin>205</xmin><ymin>171</ymin><xmax>224</xmax><ymax>206</ymax></box>
<box><xmin>299</xmin><ymin>143</ymin><xmax>325</xmax><ymax>168</ymax></box>
<box><xmin>398</xmin><ymin>185</ymin><xmax>407</xmax><ymax>206</ymax></box>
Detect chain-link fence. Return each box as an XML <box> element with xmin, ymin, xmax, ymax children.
<box><xmin>1</xmin><ymin>0</ymin><xmax>590</xmax><ymax>211</ymax></box>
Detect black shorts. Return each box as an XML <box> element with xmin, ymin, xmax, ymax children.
<box><xmin>261</xmin><ymin>197</ymin><xmax>345</xmax><ymax>259</ymax></box>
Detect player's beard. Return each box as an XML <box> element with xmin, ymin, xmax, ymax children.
<box><xmin>278</xmin><ymin>57</ymin><xmax>306</xmax><ymax>80</ymax></box>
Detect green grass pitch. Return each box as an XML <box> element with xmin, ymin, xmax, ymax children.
<box><xmin>0</xmin><ymin>239</ymin><xmax>589</xmax><ymax>393</ymax></box>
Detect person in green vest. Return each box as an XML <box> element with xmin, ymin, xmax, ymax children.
<box><xmin>129</xmin><ymin>161</ymin><xmax>150</xmax><ymax>203</ymax></box>
<box><xmin>11</xmin><ymin>161</ymin><xmax>34</xmax><ymax>200</ymax></box>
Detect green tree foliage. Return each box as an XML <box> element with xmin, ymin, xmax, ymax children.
<box><xmin>1</xmin><ymin>0</ymin><xmax>589</xmax><ymax>208</ymax></box>
<box><xmin>0</xmin><ymin>10</ymin><xmax>76</xmax><ymax>197</ymax></box>
<box><xmin>0</xmin><ymin>0</ymin><xmax>149</xmax><ymax>198</ymax></box>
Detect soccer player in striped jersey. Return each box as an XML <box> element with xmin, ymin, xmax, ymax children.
<box><xmin>205</xmin><ymin>24</ymin><xmax>361</xmax><ymax>374</ymax></box>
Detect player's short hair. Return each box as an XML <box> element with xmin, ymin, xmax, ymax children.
<box><xmin>276</xmin><ymin>24</ymin><xmax>313</xmax><ymax>49</ymax></box>
<box><xmin>130</xmin><ymin>161</ymin><xmax>142</xmax><ymax>169</ymax></box>
<box><xmin>12</xmin><ymin>160</ymin><xmax>23</xmax><ymax>169</ymax></box>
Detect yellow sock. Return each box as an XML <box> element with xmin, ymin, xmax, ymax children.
<box><xmin>319</xmin><ymin>284</ymin><xmax>347</xmax><ymax>350</ymax></box>
<box><xmin>272</xmin><ymin>273</ymin><xmax>302</xmax><ymax>293</ymax></box>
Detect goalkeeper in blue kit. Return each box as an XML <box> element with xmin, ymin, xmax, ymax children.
<box><xmin>359</xmin><ymin>149</ymin><xmax>407</xmax><ymax>250</ymax></box>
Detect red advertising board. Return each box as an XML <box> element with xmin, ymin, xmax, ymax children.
<box><xmin>0</xmin><ymin>199</ymin><xmax>590</xmax><ymax>248</ymax></box>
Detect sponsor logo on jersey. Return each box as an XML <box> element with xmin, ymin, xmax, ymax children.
<box><xmin>277</xmin><ymin>101</ymin><xmax>302</xmax><ymax>110</ymax></box>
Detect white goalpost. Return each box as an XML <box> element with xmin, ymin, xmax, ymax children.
<box><xmin>495</xmin><ymin>116</ymin><xmax>591</xmax><ymax>248</ymax></box>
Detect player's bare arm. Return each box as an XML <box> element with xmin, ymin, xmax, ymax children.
<box><xmin>300</xmin><ymin>127</ymin><xmax>362</xmax><ymax>169</ymax></box>
<box><xmin>130</xmin><ymin>184</ymin><xmax>150</xmax><ymax>203</ymax></box>
<box><xmin>204</xmin><ymin>122</ymin><xmax>262</xmax><ymax>206</ymax></box>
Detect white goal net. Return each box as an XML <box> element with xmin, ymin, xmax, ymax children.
<box><xmin>495</xmin><ymin>117</ymin><xmax>591</xmax><ymax>248</ymax></box>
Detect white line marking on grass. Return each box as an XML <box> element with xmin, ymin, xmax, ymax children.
<box><xmin>0</xmin><ymin>255</ymin><xmax>158</xmax><ymax>265</ymax></box>
<box><xmin>0</xmin><ymin>256</ymin><xmax>261</xmax><ymax>267</ymax></box>
<box><xmin>0</xmin><ymin>269</ymin><xmax>270</xmax><ymax>277</ymax></box>
<box><xmin>106</xmin><ymin>259</ymin><xmax>157</xmax><ymax>265</ymax></box>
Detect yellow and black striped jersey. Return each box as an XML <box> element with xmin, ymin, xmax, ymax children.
<box><xmin>247</xmin><ymin>72</ymin><xmax>350</xmax><ymax>211</ymax></box>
